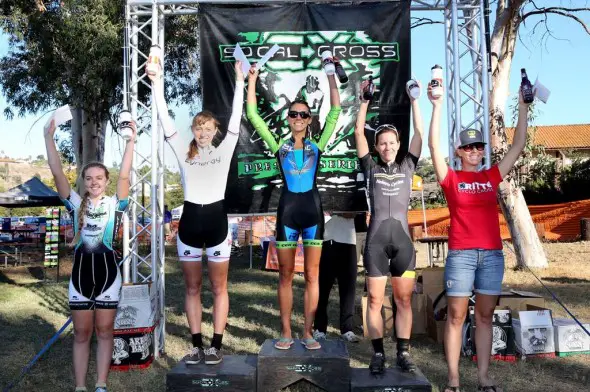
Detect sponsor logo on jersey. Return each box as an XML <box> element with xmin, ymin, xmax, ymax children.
<box><xmin>458</xmin><ymin>181</ymin><xmax>493</xmax><ymax>194</ymax></box>
<box><xmin>184</xmin><ymin>250</ymin><xmax>191</xmax><ymax>256</ymax></box>
<box><xmin>213</xmin><ymin>251</ymin><xmax>221</xmax><ymax>256</ymax></box>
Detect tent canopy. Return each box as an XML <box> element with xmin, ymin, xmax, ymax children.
<box><xmin>0</xmin><ymin>177</ymin><xmax>63</xmax><ymax>208</ymax></box>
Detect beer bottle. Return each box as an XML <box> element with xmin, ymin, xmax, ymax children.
<box><xmin>333</xmin><ymin>57</ymin><xmax>348</xmax><ymax>84</ymax></box>
<box><xmin>362</xmin><ymin>76</ymin><xmax>375</xmax><ymax>101</ymax></box>
<box><xmin>520</xmin><ymin>68</ymin><xmax>534</xmax><ymax>104</ymax></box>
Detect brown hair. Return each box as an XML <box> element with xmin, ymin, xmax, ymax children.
<box><xmin>70</xmin><ymin>162</ymin><xmax>110</xmax><ymax>247</ymax></box>
<box><xmin>374</xmin><ymin>125</ymin><xmax>400</xmax><ymax>145</ymax></box>
<box><xmin>187</xmin><ymin>111</ymin><xmax>221</xmax><ymax>160</ymax></box>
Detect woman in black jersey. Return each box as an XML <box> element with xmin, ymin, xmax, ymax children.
<box><xmin>354</xmin><ymin>80</ymin><xmax>424</xmax><ymax>374</ymax></box>
<box><xmin>148</xmin><ymin>61</ymin><xmax>245</xmax><ymax>365</ymax></box>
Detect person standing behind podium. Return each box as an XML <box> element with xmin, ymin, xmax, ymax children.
<box><xmin>313</xmin><ymin>212</ymin><xmax>361</xmax><ymax>343</ymax></box>
<box><xmin>429</xmin><ymin>83</ymin><xmax>530</xmax><ymax>392</ymax></box>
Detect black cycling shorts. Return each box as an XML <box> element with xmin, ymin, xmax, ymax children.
<box><xmin>69</xmin><ymin>248</ymin><xmax>122</xmax><ymax>310</ymax></box>
<box><xmin>364</xmin><ymin>218</ymin><xmax>416</xmax><ymax>278</ymax></box>
<box><xmin>276</xmin><ymin>189</ymin><xmax>324</xmax><ymax>248</ymax></box>
<box><xmin>178</xmin><ymin>200</ymin><xmax>228</xmax><ymax>249</ymax></box>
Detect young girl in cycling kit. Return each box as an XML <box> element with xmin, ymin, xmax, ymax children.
<box><xmin>148</xmin><ymin>61</ymin><xmax>245</xmax><ymax>365</ymax></box>
<box><xmin>355</xmin><ymin>80</ymin><xmax>424</xmax><ymax>374</ymax></box>
<box><xmin>429</xmin><ymin>84</ymin><xmax>530</xmax><ymax>392</ymax></box>
<box><xmin>45</xmin><ymin>118</ymin><xmax>135</xmax><ymax>392</ymax></box>
<box><xmin>247</xmin><ymin>64</ymin><xmax>341</xmax><ymax>350</ymax></box>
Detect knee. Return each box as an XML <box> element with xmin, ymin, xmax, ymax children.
<box><xmin>279</xmin><ymin>269</ymin><xmax>294</xmax><ymax>283</ymax></box>
<box><xmin>475</xmin><ymin>309</ymin><xmax>494</xmax><ymax>326</ymax></box>
<box><xmin>367</xmin><ymin>293</ymin><xmax>384</xmax><ymax>311</ymax></box>
<box><xmin>304</xmin><ymin>272</ymin><xmax>319</xmax><ymax>285</ymax></box>
<box><xmin>95</xmin><ymin>323</ymin><xmax>114</xmax><ymax>340</ymax></box>
<box><xmin>186</xmin><ymin>281</ymin><xmax>202</xmax><ymax>297</ymax></box>
<box><xmin>394</xmin><ymin>295</ymin><xmax>412</xmax><ymax>311</ymax></box>
<box><xmin>210</xmin><ymin>281</ymin><xmax>227</xmax><ymax>297</ymax></box>
<box><xmin>73</xmin><ymin>326</ymin><xmax>93</xmax><ymax>343</ymax></box>
<box><xmin>447</xmin><ymin>309</ymin><xmax>467</xmax><ymax>327</ymax></box>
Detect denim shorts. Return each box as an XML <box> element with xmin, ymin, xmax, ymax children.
<box><xmin>444</xmin><ymin>249</ymin><xmax>505</xmax><ymax>297</ymax></box>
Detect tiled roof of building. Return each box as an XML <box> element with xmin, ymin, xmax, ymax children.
<box><xmin>506</xmin><ymin>124</ymin><xmax>590</xmax><ymax>149</ymax></box>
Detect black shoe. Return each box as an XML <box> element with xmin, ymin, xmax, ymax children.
<box><xmin>369</xmin><ymin>352</ymin><xmax>386</xmax><ymax>375</ymax></box>
<box><xmin>396</xmin><ymin>351</ymin><xmax>417</xmax><ymax>372</ymax></box>
<box><xmin>204</xmin><ymin>347</ymin><xmax>223</xmax><ymax>365</ymax></box>
<box><xmin>185</xmin><ymin>346</ymin><xmax>204</xmax><ymax>365</ymax></box>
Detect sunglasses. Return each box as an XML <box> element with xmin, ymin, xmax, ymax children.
<box><xmin>460</xmin><ymin>143</ymin><xmax>485</xmax><ymax>152</ymax></box>
<box><xmin>288</xmin><ymin>110</ymin><xmax>311</xmax><ymax>119</ymax></box>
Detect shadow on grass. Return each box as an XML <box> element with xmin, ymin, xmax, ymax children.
<box><xmin>542</xmin><ymin>276</ymin><xmax>590</xmax><ymax>284</ymax></box>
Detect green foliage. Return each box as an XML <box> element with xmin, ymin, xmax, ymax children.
<box><xmin>0</xmin><ymin>1</ymin><xmax>200</xmax><ymax>161</ymax></box>
<box><xmin>415</xmin><ymin>158</ymin><xmax>436</xmax><ymax>183</ymax></box>
<box><xmin>165</xmin><ymin>186</ymin><xmax>184</xmax><ymax>210</ymax></box>
<box><xmin>560</xmin><ymin>158</ymin><xmax>590</xmax><ymax>202</ymax></box>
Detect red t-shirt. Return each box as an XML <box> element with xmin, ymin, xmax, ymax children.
<box><xmin>440</xmin><ymin>165</ymin><xmax>503</xmax><ymax>250</ymax></box>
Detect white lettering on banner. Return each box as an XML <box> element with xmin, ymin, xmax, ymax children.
<box><xmin>458</xmin><ymin>181</ymin><xmax>493</xmax><ymax>194</ymax></box>
<box><xmin>129</xmin><ymin>335</ymin><xmax>152</xmax><ymax>360</ymax></box>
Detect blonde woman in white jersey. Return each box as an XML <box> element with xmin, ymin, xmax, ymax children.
<box><xmin>148</xmin><ymin>61</ymin><xmax>244</xmax><ymax>365</ymax></box>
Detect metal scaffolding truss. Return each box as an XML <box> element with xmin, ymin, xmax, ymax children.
<box><xmin>122</xmin><ymin>0</ymin><xmax>490</xmax><ymax>358</ymax></box>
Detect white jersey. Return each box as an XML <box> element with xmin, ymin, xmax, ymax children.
<box><xmin>156</xmin><ymin>80</ymin><xmax>244</xmax><ymax>205</ymax></box>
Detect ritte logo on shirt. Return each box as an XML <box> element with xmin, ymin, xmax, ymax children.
<box><xmin>458</xmin><ymin>181</ymin><xmax>493</xmax><ymax>193</ymax></box>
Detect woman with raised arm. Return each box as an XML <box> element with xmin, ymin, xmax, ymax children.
<box><xmin>45</xmin><ymin>117</ymin><xmax>135</xmax><ymax>392</ymax></box>
<box><xmin>246</xmin><ymin>64</ymin><xmax>341</xmax><ymax>350</ymax></box>
<box><xmin>428</xmin><ymin>83</ymin><xmax>529</xmax><ymax>392</ymax></box>
<box><xmin>354</xmin><ymin>80</ymin><xmax>424</xmax><ymax>375</ymax></box>
<box><xmin>148</xmin><ymin>61</ymin><xmax>245</xmax><ymax>365</ymax></box>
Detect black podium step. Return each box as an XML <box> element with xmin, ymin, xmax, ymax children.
<box><xmin>167</xmin><ymin>354</ymin><xmax>257</xmax><ymax>391</ymax></box>
<box><xmin>257</xmin><ymin>339</ymin><xmax>350</xmax><ymax>392</ymax></box>
<box><xmin>350</xmin><ymin>366</ymin><xmax>432</xmax><ymax>392</ymax></box>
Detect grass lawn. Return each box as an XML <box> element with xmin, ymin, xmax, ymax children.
<box><xmin>1</xmin><ymin>242</ymin><xmax>589</xmax><ymax>391</ymax></box>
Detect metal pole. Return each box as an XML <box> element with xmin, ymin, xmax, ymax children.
<box><xmin>450</xmin><ymin>0</ymin><xmax>462</xmax><ymax>170</ymax></box>
<box><xmin>421</xmin><ymin>189</ymin><xmax>428</xmax><ymax>236</ymax></box>
<box><xmin>150</xmin><ymin>1</ymin><xmax>161</xmax><ymax>359</ymax></box>
<box><xmin>249</xmin><ymin>218</ymin><xmax>253</xmax><ymax>269</ymax></box>
<box><xmin>130</xmin><ymin>8</ymin><xmax>139</xmax><ymax>283</ymax></box>
<box><xmin>444</xmin><ymin>5</ymin><xmax>456</xmax><ymax>169</ymax></box>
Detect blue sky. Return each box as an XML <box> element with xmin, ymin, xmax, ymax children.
<box><xmin>0</xmin><ymin>6</ymin><xmax>589</xmax><ymax>168</ymax></box>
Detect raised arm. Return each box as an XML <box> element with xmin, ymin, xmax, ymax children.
<box><xmin>246</xmin><ymin>66</ymin><xmax>279</xmax><ymax>153</ymax></box>
<box><xmin>316</xmin><ymin>74</ymin><xmax>341</xmax><ymax>151</ymax></box>
<box><xmin>427</xmin><ymin>83</ymin><xmax>448</xmax><ymax>182</ymax></box>
<box><xmin>498</xmin><ymin>90</ymin><xmax>529</xmax><ymax>178</ymax></box>
<box><xmin>147</xmin><ymin>67</ymin><xmax>176</xmax><ymax>139</ymax></box>
<box><xmin>44</xmin><ymin>120</ymin><xmax>71</xmax><ymax>199</ymax></box>
<box><xmin>407</xmin><ymin>81</ymin><xmax>424</xmax><ymax>158</ymax></box>
<box><xmin>227</xmin><ymin>61</ymin><xmax>245</xmax><ymax>136</ymax></box>
<box><xmin>354</xmin><ymin>90</ymin><xmax>370</xmax><ymax>159</ymax></box>
<box><xmin>117</xmin><ymin>122</ymin><xmax>136</xmax><ymax>201</ymax></box>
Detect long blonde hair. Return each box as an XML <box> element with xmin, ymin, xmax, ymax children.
<box><xmin>187</xmin><ymin>111</ymin><xmax>220</xmax><ymax>160</ymax></box>
<box><xmin>70</xmin><ymin>162</ymin><xmax>110</xmax><ymax>247</ymax></box>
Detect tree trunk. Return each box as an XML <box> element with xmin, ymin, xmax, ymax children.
<box><xmin>71</xmin><ymin>107</ymin><xmax>107</xmax><ymax>192</ymax></box>
<box><xmin>489</xmin><ymin>0</ymin><xmax>548</xmax><ymax>268</ymax></box>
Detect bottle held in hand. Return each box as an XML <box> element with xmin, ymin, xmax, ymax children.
<box><xmin>362</xmin><ymin>76</ymin><xmax>375</xmax><ymax>101</ymax></box>
<box><xmin>333</xmin><ymin>57</ymin><xmax>348</xmax><ymax>84</ymax></box>
<box><xmin>430</xmin><ymin>64</ymin><xmax>443</xmax><ymax>98</ymax></box>
<box><xmin>406</xmin><ymin>79</ymin><xmax>420</xmax><ymax>99</ymax></box>
<box><xmin>321</xmin><ymin>50</ymin><xmax>335</xmax><ymax>76</ymax></box>
<box><xmin>520</xmin><ymin>68</ymin><xmax>534</xmax><ymax>104</ymax></box>
<box><xmin>146</xmin><ymin>45</ymin><xmax>162</xmax><ymax>76</ymax></box>
<box><xmin>118</xmin><ymin>110</ymin><xmax>134</xmax><ymax>141</ymax></box>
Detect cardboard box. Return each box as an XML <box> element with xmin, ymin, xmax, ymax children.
<box><xmin>469</xmin><ymin>306</ymin><xmax>515</xmax><ymax>357</ymax></box>
<box><xmin>111</xmin><ymin>325</ymin><xmax>155</xmax><ymax>371</ymax></box>
<box><xmin>361</xmin><ymin>293</ymin><xmax>427</xmax><ymax>337</ymax></box>
<box><xmin>427</xmin><ymin>314</ymin><xmax>445</xmax><ymax>344</ymax></box>
<box><xmin>498</xmin><ymin>290</ymin><xmax>545</xmax><ymax>311</ymax></box>
<box><xmin>512</xmin><ymin>307</ymin><xmax>555</xmax><ymax>355</ymax></box>
<box><xmin>553</xmin><ymin>318</ymin><xmax>590</xmax><ymax>354</ymax></box>
<box><xmin>114</xmin><ymin>283</ymin><xmax>157</xmax><ymax>330</ymax></box>
<box><xmin>420</xmin><ymin>267</ymin><xmax>445</xmax><ymax>296</ymax></box>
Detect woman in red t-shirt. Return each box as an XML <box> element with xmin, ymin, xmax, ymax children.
<box><xmin>428</xmin><ymin>84</ymin><xmax>530</xmax><ymax>392</ymax></box>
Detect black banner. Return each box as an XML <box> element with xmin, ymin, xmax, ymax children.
<box><xmin>199</xmin><ymin>1</ymin><xmax>411</xmax><ymax>213</ymax></box>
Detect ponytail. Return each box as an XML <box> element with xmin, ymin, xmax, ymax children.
<box><xmin>70</xmin><ymin>191</ymin><xmax>90</xmax><ymax>247</ymax></box>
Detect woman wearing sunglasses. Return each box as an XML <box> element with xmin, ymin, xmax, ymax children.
<box><xmin>355</xmin><ymin>80</ymin><xmax>424</xmax><ymax>375</ymax></box>
<box><xmin>428</xmin><ymin>83</ymin><xmax>529</xmax><ymax>392</ymax></box>
<box><xmin>247</xmin><ymin>64</ymin><xmax>341</xmax><ymax>350</ymax></box>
